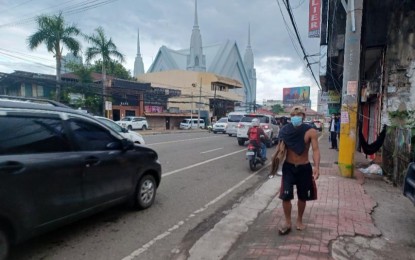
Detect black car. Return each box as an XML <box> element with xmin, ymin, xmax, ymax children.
<box><xmin>0</xmin><ymin>96</ymin><xmax>162</xmax><ymax>259</ymax></box>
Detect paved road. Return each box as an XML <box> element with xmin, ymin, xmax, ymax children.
<box><xmin>9</xmin><ymin>132</ymin><xmax>274</xmax><ymax>260</ymax></box>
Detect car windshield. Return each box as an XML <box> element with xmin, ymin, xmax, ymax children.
<box><xmin>228</xmin><ymin>115</ymin><xmax>244</xmax><ymax>122</ymax></box>
<box><xmin>240</xmin><ymin>116</ymin><xmax>268</xmax><ymax>123</ymax></box>
<box><xmin>120</xmin><ymin>117</ymin><xmax>132</xmax><ymax>121</ymax></box>
<box><xmin>181</xmin><ymin>119</ymin><xmax>190</xmax><ymax>123</ymax></box>
<box><xmin>217</xmin><ymin>118</ymin><xmax>227</xmax><ymax>123</ymax></box>
<box><xmin>96</xmin><ymin>118</ymin><xmax>123</xmax><ymax>133</ymax></box>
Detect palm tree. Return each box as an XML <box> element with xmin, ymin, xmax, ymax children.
<box><xmin>27</xmin><ymin>12</ymin><xmax>81</xmax><ymax>101</ymax></box>
<box><xmin>84</xmin><ymin>27</ymin><xmax>125</xmax><ymax>116</ymax></box>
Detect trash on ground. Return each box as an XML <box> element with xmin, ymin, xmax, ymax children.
<box><xmin>358</xmin><ymin>164</ymin><xmax>383</xmax><ymax>175</ymax></box>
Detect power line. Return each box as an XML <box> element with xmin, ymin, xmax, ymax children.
<box><xmin>277</xmin><ymin>0</ymin><xmax>321</xmax><ymax>90</ymax></box>
<box><xmin>0</xmin><ymin>0</ymin><xmax>119</xmax><ymax>28</ymax></box>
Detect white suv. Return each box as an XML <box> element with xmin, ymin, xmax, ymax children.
<box><xmin>116</xmin><ymin>116</ymin><xmax>149</xmax><ymax>130</ymax></box>
<box><xmin>236</xmin><ymin>114</ymin><xmax>280</xmax><ymax>147</ymax></box>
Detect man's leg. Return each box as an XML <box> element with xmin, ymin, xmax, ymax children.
<box><xmin>282</xmin><ymin>200</ymin><xmax>292</xmax><ymax>227</ymax></box>
<box><xmin>296</xmin><ymin>200</ymin><xmax>306</xmax><ymax>230</ymax></box>
<box><xmin>331</xmin><ymin>132</ymin><xmax>337</xmax><ymax>148</ymax></box>
<box><xmin>261</xmin><ymin>142</ymin><xmax>267</xmax><ymax>160</ymax></box>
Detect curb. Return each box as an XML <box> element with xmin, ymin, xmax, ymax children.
<box><xmin>139</xmin><ymin>129</ymin><xmax>209</xmax><ymax>136</ymax></box>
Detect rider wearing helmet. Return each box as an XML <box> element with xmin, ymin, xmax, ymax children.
<box><xmin>247</xmin><ymin>118</ymin><xmax>269</xmax><ymax>161</ymax></box>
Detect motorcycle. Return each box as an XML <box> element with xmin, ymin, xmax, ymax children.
<box><xmin>246</xmin><ymin>140</ymin><xmax>265</xmax><ymax>171</ymax></box>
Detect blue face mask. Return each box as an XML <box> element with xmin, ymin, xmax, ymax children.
<box><xmin>291</xmin><ymin>116</ymin><xmax>303</xmax><ymax>127</ymax></box>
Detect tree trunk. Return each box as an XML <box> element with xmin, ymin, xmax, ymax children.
<box><xmin>56</xmin><ymin>50</ymin><xmax>61</xmax><ymax>101</ymax></box>
<box><xmin>102</xmin><ymin>63</ymin><xmax>107</xmax><ymax>117</ymax></box>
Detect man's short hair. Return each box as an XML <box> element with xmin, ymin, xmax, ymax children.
<box><xmin>290</xmin><ymin>106</ymin><xmax>305</xmax><ymax>116</ymax></box>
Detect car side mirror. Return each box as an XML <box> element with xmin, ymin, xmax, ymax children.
<box><xmin>121</xmin><ymin>139</ymin><xmax>134</xmax><ymax>151</ymax></box>
<box><xmin>121</xmin><ymin>127</ymin><xmax>129</xmax><ymax>133</ymax></box>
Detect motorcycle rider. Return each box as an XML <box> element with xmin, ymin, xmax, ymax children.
<box><xmin>247</xmin><ymin>118</ymin><xmax>269</xmax><ymax>161</ymax></box>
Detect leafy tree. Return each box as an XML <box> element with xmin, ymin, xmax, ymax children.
<box><xmin>27</xmin><ymin>12</ymin><xmax>81</xmax><ymax>101</ymax></box>
<box><xmin>62</xmin><ymin>62</ymin><xmax>102</xmax><ymax>114</ymax></box>
<box><xmin>84</xmin><ymin>27</ymin><xmax>124</xmax><ymax>115</ymax></box>
<box><xmin>91</xmin><ymin>60</ymin><xmax>131</xmax><ymax>80</ymax></box>
<box><xmin>271</xmin><ymin>104</ymin><xmax>285</xmax><ymax>114</ymax></box>
<box><xmin>66</xmin><ymin>62</ymin><xmax>94</xmax><ymax>83</ymax></box>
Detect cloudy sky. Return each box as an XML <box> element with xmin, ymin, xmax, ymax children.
<box><xmin>0</xmin><ymin>0</ymin><xmax>321</xmax><ymax>109</ymax></box>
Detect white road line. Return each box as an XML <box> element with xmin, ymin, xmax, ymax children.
<box><xmin>147</xmin><ymin>136</ymin><xmax>218</xmax><ymax>146</ymax></box>
<box><xmin>163</xmin><ymin>149</ymin><xmax>245</xmax><ymax>177</ymax></box>
<box><xmin>200</xmin><ymin>148</ymin><xmax>223</xmax><ymax>154</ymax></box>
<box><xmin>122</xmin><ymin>162</ymin><xmax>271</xmax><ymax>260</ymax></box>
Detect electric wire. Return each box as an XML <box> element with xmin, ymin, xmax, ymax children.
<box><xmin>283</xmin><ymin>0</ymin><xmax>321</xmax><ymax>90</ymax></box>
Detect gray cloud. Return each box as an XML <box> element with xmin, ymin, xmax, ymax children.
<box><xmin>0</xmin><ymin>0</ymin><xmax>321</xmax><ymax>109</ymax></box>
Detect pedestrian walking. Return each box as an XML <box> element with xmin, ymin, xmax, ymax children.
<box><xmin>275</xmin><ymin>106</ymin><xmax>320</xmax><ymax>235</ymax></box>
<box><xmin>329</xmin><ymin>113</ymin><xmax>338</xmax><ymax>149</ymax></box>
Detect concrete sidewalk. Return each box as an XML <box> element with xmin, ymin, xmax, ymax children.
<box><xmin>225</xmin><ymin>133</ymin><xmax>380</xmax><ymax>260</ymax></box>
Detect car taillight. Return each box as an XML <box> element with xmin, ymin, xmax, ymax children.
<box><xmin>262</xmin><ymin>125</ymin><xmax>269</xmax><ymax>129</ymax></box>
<box><xmin>237</xmin><ymin>123</ymin><xmax>242</xmax><ymax>128</ymax></box>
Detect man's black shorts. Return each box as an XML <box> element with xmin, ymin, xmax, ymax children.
<box><xmin>279</xmin><ymin>161</ymin><xmax>317</xmax><ymax>201</ymax></box>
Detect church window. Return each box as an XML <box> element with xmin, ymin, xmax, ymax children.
<box><xmin>195</xmin><ymin>56</ymin><xmax>199</xmax><ymax>66</ymax></box>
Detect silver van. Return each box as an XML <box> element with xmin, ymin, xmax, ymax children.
<box><xmin>179</xmin><ymin>118</ymin><xmax>205</xmax><ymax>129</ymax></box>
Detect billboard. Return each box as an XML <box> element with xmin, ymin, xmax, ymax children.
<box><xmin>283</xmin><ymin>86</ymin><xmax>311</xmax><ymax>105</ymax></box>
<box><xmin>308</xmin><ymin>0</ymin><xmax>321</xmax><ymax>38</ymax></box>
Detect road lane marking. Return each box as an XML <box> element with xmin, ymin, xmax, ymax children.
<box><xmin>147</xmin><ymin>136</ymin><xmax>220</xmax><ymax>146</ymax></box>
<box><xmin>163</xmin><ymin>149</ymin><xmax>245</xmax><ymax>177</ymax></box>
<box><xmin>122</xmin><ymin>162</ymin><xmax>271</xmax><ymax>260</ymax></box>
<box><xmin>200</xmin><ymin>148</ymin><xmax>223</xmax><ymax>154</ymax></box>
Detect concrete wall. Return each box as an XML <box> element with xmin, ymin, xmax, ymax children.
<box><xmin>381</xmin><ymin>2</ymin><xmax>415</xmax><ymax>185</ymax></box>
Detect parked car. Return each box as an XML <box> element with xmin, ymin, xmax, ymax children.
<box><xmin>226</xmin><ymin>112</ymin><xmax>247</xmax><ymax>136</ymax></box>
<box><xmin>236</xmin><ymin>114</ymin><xmax>280</xmax><ymax>147</ymax></box>
<box><xmin>0</xmin><ymin>96</ymin><xmax>161</xmax><ymax>259</ymax></box>
<box><xmin>179</xmin><ymin>118</ymin><xmax>205</xmax><ymax>129</ymax></box>
<box><xmin>212</xmin><ymin>117</ymin><xmax>228</xmax><ymax>134</ymax></box>
<box><xmin>116</xmin><ymin>116</ymin><xmax>149</xmax><ymax>130</ymax></box>
<box><xmin>95</xmin><ymin>116</ymin><xmax>145</xmax><ymax>144</ymax></box>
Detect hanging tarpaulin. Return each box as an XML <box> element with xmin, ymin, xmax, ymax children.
<box><xmin>309</xmin><ymin>0</ymin><xmax>321</xmax><ymax>38</ymax></box>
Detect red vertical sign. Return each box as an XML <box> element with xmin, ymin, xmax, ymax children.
<box><xmin>308</xmin><ymin>0</ymin><xmax>321</xmax><ymax>38</ymax></box>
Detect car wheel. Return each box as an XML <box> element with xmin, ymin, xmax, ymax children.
<box><xmin>142</xmin><ymin>125</ymin><xmax>147</xmax><ymax>130</ymax></box>
<box><xmin>0</xmin><ymin>228</ymin><xmax>9</xmax><ymax>260</ymax></box>
<box><xmin>133</xmin><ymin>174</ymin><xmax>156</xmax><ymax>210</ymax></box>
<box><xmin>213</xmin><ymin>131</ymin><xmax>217</xmax><ymax>134</ymax></box>
<box><xmin>238</xmin><ymin>139</ymin><xmax>245</xmax><ymax>146</ymax></box>
<box><xmin>127</xmin><ymin>125</ymin><xmax>133</xmax><ymax>131</ymax></box>
<box><xmin>228</xmin><ymin>134</ymin><xmax>232</xmax><ymax>137</ymax></box>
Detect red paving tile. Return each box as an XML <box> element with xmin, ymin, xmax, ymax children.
<box><xmin>238</xmin><ymin>133</ymin><xmax>380</xmax><ymax>260</ymax></box>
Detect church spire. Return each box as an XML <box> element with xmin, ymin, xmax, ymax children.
<box><xmin>194</xmin><ymin>0</ymin><xmax>199</xmax><ymax>27</ymax></box>
<box><xmin>136</xmin><ymin>28</ymin><xmax>141</xmax><ymax>56</ymax></box>
<box><xmin>133</xmin><ymin>28</ymin><xmax>145</xmax><ymax>77</ymax></box>
<box><xmin>244</xmin><ymin>24</ymin><xmax>254</xmax><ymax>69</ymax></box>
<box><xmin>187</xmin><ymin>0</ymin><xmax>206</xmax><ymax>71</ymax></box>
<box><xmin>244</xmin><ymin>24</ymin><xmax>257</xmax><ymax>110</ymax></box>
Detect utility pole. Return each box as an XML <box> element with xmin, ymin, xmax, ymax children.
<box><xmin>197</xmin><ymin>77</ymin><xmax>202</xmax><ymax>128</ymax></box>
<box><xmin>338</xmin><ymin>0</ymin><xmax>363</xmax><ymax>178</ymax></box>
<box><xmin>213</xmin><ymin>83</ymin><xmax>217</xmax><ymax>121</ymax></box>
<box><xmin>190</xmin><ymin>91</ymin><xmax>193</xmax><ymax>124</ymax></box>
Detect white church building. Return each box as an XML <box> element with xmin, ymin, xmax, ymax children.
<box><xmin>135</xmin><ymin>0</ymin><xmax>257</xmax><ymax>114</ymax></box>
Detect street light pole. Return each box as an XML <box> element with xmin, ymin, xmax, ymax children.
<box><xmin>198</xmin><ymin>77</ymin><xmax>202</xmax><ymax>128</ymax></box>
<box><xmin>190</xmin><ymin>91</ymin><xmax>193</xmax><ymax>124</ymax></box>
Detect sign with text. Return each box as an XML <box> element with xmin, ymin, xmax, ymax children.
<box><xmin>320</xmin><ymin>90</ymin><xmax>340</xmax><ymax>104</ymax></box>
<box><xmin>309</xmin><ymin>0</ymin><xmax>321</xmax><ymax>38</ymax></box>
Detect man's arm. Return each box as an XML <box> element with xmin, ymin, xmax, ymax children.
<box><xmin>310</xmin><ymin>129</ymin><xmax>320</xmax><ymax>180</ymax></box>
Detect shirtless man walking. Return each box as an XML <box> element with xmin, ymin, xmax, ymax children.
<box><xmin>277</xmin><ymin>106</ymin><xmax>320</xmax><ymax>235</ymax></box>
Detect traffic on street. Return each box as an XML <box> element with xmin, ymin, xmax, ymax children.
<box><xmin>7</xmin><ymin>132</ymin><xmax>273</xmax><ymax>260</ymax></box>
